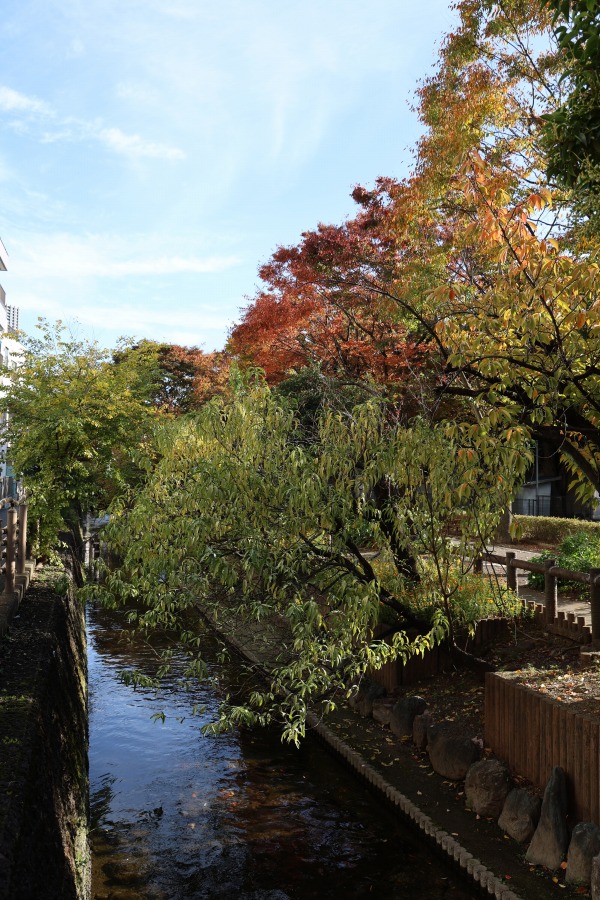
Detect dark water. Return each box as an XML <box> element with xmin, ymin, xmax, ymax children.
<box><xmin>88</xmin><ymin>604</ymin><xmax>477</xmax><ymax>899</ymax></box>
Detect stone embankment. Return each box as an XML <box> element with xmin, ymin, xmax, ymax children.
<box><xmin>0</xmin><ymin>569</ymin><xmax>89</xmax><ymax>900</ymax></box>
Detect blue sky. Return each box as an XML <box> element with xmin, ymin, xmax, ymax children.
<box><xmin>0</xmin><ymin>0</ymin><xmax>456</xmax><ymax>351</ymax></box>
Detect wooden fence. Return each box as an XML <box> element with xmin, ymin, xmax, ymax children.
<box><xmin>485</xmin><ymin>672</ymin><xmax>600</xmax><ymax>823</ymax></box>
<box><xmin>370</xmin><ymin>617</ymin><xmax>508</xmax><ymax>692</ymax></box>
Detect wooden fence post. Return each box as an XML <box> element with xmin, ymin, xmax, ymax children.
<box><xmin>4</xmin><ymin>504</ymin><xmax>17</xmax><ymax>596</ymax></box>
<box><xmin>17</xmin><ymin>502</ymin><xmax>27</xmax><ymax>576</ymax></box>
<box><xmin>545</xmin><ymin>558</ymin><xmax>557</xmax><ymax>624</ymax></box>
<box><xmin>506</xmin><ymin>551</ymin><xmax>518</xmax><ymax>595</ymax></box>
<box><xmin>589</xmin><ymin>568</ymin><xmax>600</xmax><ymax>644</ymax></box>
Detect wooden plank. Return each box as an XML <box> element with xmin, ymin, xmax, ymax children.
<box><xmin>573</xmin><ymin>714</ymin><xmax>585</xmax><ymax>821</ymax></box>
<box><xmin>530</xmin><ymin>689</ymin><xmax>542</xmax><ymax>787</ymax></box>
<box><xmin>495</xmin><ymin>675</ymin><xmax>503</xmax><ymax>756</ymax></box>
<box><xmin>552</xmin><ymin>701</ymin><xmax>562</xmax><ymax>779</ymax></box>
<box><xmin>502</xmin><ymin>677</ymin><xmax>511</xmax><ymax>763</ymax></box>
<box><xmin>515</xmin><ymin>685</ymin><xmax>525</xmax><ymax>775</ymax></box>
<box><xmin>547</xmin><ymin>695</ymin><xmax>556</xmax><ymax>783</ymax></box>
<box><xmin>484</xmin><ymin>672</ymin><xmax>494</xmax><ymax>750</ymax></box>
<box><xmin>580</xmin><ymin>717</ymin><xmax>592</xmax><ymax>823</ymax></box>
<box><xmin>565</xmin><ymin>705</ymin><xmax>575</xmax><ymax>815</ymax></box>
<box><xmin>508</xmin><ymin>681</ymin><xmax>517</xmax><ymax>769</ymax></box>
<box><xmin>591</xmin><ymin>720</ymin><xmax>600</xmax><ymax>825</ymax></box>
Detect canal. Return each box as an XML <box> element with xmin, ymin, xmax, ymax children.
<box><xmin>88</xmin><ymin>602</ymin><xmax>477</xmax><ymax>899</ymax></box>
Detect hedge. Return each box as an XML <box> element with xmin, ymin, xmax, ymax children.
<box><xmin>513</xmin><ymin>514</ymin><xmax>600</xmax><ymax>546</ymax></box>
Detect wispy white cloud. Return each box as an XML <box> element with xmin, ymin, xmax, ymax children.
<box><xmin>15</xmin><ymin>288</ymin><xmax>232</xmax><ymax>347</ymax></box>
<box><xmin>0</xmin><ymin>0</ymin><xmax>457</xmax><ymax>353</ymax></box>
<box><xmin>10</xmin><ymin>232</ymin><xmax>238</xmax><ymax>279</ymax></box>
<box><xmin>0</xmin><ymin>86</ymin><xmax>51</xmax><ymax>116</ymax></box>
<box><xmin>116</xmin><ymin>82</ymin><xmax>161</xmax><ymax>107</ymax></box>
<box><xmin>98</xmin><ymin>127</ymin><xmax>185</xmax><ymax>161</ymax></box>
<box><xmin>0</xmin><ymin>83</ymin><xmax>185</xmax><ymax>162</ymax></box>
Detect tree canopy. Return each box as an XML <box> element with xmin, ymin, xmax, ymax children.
<box><xmin>230</xmin><ymin>0</ymin><xmax>600</xmax><ymax>500</ymax></box>
<box><xmin>95</xmin><ymin>378</ymin><xmax>529</xmax><ymax>743</ymax></box>
<box><xmin>0</xmin><ymin>321</ymin><xmax>163</xmax><ymax>579</ymax></box>
<box><xmin>542</xmin><ymin>0</ymin><xmax>600</xmax><ymax>194</ymax></box>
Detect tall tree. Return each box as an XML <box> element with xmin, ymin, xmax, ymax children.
<box><xmin>230</xmin><ymin>0</ymin><xmax>600</xmax><ymax>500</ymax></box>
<box><xmin>96</xmin><ymin>379</ymin><xmax>530</xmax><ymax>742</ymax></box>
<box><xmin>228</xmin><ymin>180</ymin><xmax>433</xmax><ymax>410</ymax></box>
<box><xmin>0</xmin><ymin>321</ymin><xmax>162</xmax><ymax>581</ymax></box>
<box><xmin>114</xmin><ymin>340</ymin><xmax>231</xmax><ymax>413</ymax></box>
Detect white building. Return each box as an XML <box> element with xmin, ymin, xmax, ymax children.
<box><xmin>0</xmin><ymin>239</ymin><xmax>23</xmax><ymax>497</ymax></box>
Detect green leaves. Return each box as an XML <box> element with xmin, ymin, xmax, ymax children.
<box><xmin>92</xmin><ymin>378</ymin><xmax>529</xmax><ymax>741</ymax></box>
<box><xmin>1</xmin><ymin>320</ymin><xmax>162</xmax><ymax>562</ymax></box>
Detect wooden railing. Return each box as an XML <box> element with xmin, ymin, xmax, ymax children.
<box><xmin>2</xmin><ymin>499</ymin><xmax>28</xmax><ymax>596</ymax></box>
<box><xmin>479</xmin><ymin>549</ymin><xmax>597</xmax><ymax>644</ymax></box>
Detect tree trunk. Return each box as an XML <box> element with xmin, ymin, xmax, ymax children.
<box><xmin>495</xmin><ymin>505</ymin><xmax>513</xmax><ymax>544</ymax></box>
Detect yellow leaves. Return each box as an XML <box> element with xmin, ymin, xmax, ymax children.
<box><xmin>456</xmin><ymin>482</ymin><xmax>470</xmax><ymax>501</ymax></box>
<box><xmin>539</xmin><ymin>186</ymin><xmax>553</xmax><ymax>208</ymax></box>
<box><xmin>576</xmin><ymin>312</ymin><xmax>586</xmax><ymax>330</ymax></box>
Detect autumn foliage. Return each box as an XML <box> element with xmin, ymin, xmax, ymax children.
<box><xmin>228</xmin><ymin>0</ymin><xmax>600</xmax><ymax>498</ymax></box>
<box><xmin>229</xmin><ymin>180</ymin><xmax>430</xmax><ymax>391</ymax></box>
<box><xmin>154</xmin><ymin>343</ymin><xmax>231</xmax><ymax>412</ymax></box>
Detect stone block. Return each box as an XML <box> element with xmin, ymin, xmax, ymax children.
<box><xmin>427</xmin><ymin>721</ymin><xmax>480</xmax><ymax>781</ymax></box>
<box><xmin>526</xmin><ymin>767</ymin><xmax>569</xmax><ymax>870</ymax></box>
<box><xmin>498</xmin><ymin>788</ymin><xmax>541</xmax><ymax>844</ymax></box>
<box><xmin>464</xmin><ymin>759</ymin><xmax>511</xmax><ymax>818</ymax></box>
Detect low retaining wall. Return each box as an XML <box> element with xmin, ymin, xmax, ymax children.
<box><xmin>371</xmin><ymin>618</ymin><xmax>508</xmax><ymax>692</ymax></box>
<box><xmin>524</xmin><ymin>599</ymin><xmax>592</xmax><ymax>643</ymax></box>
<box><xmin>485</xmin><ymin>672</ymin><xmax>599</xmax><ymax>824</ymax></box>
<box><xmin>0</xmin><ymin>571</ymin><xmax>89</xmax><ymax>900</ymax></box>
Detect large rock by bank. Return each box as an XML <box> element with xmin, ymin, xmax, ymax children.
<box><xmin>372</xmin><ymin>698</ymin><xmax>395</xmax><ymax>726</ymax></box>
<box><xmin>525</xmin><ymin>767</ymin><xmax>569</xmax><ymax>870</ymax></box>
<box><xmin>464</xmin><ymin>759</ymin><xmax>511</xmax><ymax>818</ymax></box>
<box><xmin>427</xmin><ymin>722</ymin><xmax>480</xmax><ymax>781</ymax></box>
<box><xmin>566</xmin><ymin>823</ymin><xmax>600</xmax><ymax>885</ymax></box>
<box><xmin>390</xmin><ymin>695</ymin><xmax>427</xmax><ymax>738</ymax></box>
<box><xmin>592</xmin><ymin>853</ymin><xmax>600</xmax><ymax>899</ymax></box>
<box><xmin>498</xmin><ymin>788</ymin><xmax>541</xmax><ymax>843</ymax></box>
<box><xmin>413</xmin><ymin>712</ymin><xmax>434</xmax><ymax>750</ymax></box>
<box><xmin>350</xmin><ymin>681</ymin><xmax>386</xmax><ymax>718</ymax></box>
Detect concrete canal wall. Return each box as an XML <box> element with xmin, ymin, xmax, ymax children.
<box><xmin>0</xmin><ymin>570</ymin><xmax>89</xmax><ymax>900</ymax></box>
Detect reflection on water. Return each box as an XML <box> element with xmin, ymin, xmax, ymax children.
<box><xmin>88</xmin><ymin>603</ymin><xmax>476</xmax><ymax>899</ymax></box>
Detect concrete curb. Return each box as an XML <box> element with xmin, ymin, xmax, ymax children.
<box><xmin>306</xmin><ymin>713</ymin><xmax>523</xmax><ymax>900</ymax></box>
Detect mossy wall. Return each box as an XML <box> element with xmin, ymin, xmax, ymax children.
<box><xmin>0</xmin><ymin>571</ymin><xmax>89</xmax><ymax>900</ymax></box>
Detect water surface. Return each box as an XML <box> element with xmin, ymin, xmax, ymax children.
<box><xmin>88</xmin><ymin>603</ymin><xmax>476</xmax><ymax>899</ymax></box>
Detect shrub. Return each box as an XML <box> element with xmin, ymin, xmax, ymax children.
<box><xmin>513</xmin><ymin>515</ymin><xmax>600</xmax><ymax>546</ymax></box>
<box><xmin>374</xmin><ymin>553</ymin><xmax>521</xmax><ymax>634</ymax></box>
<box><xmin>527</xmin><ymin>529</ymin><xmax>600</xmax><ymax>591</ymax></box>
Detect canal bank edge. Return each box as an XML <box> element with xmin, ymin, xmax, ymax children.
<box><xmin>0</xmin><ymin>568</ymin><xmax>90</xmax><ymax>900</ymax></box>
<box><xmin>204</xmin><ymin>607</ymin><xmax>555</xmax><ymax>900</ymax></box>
